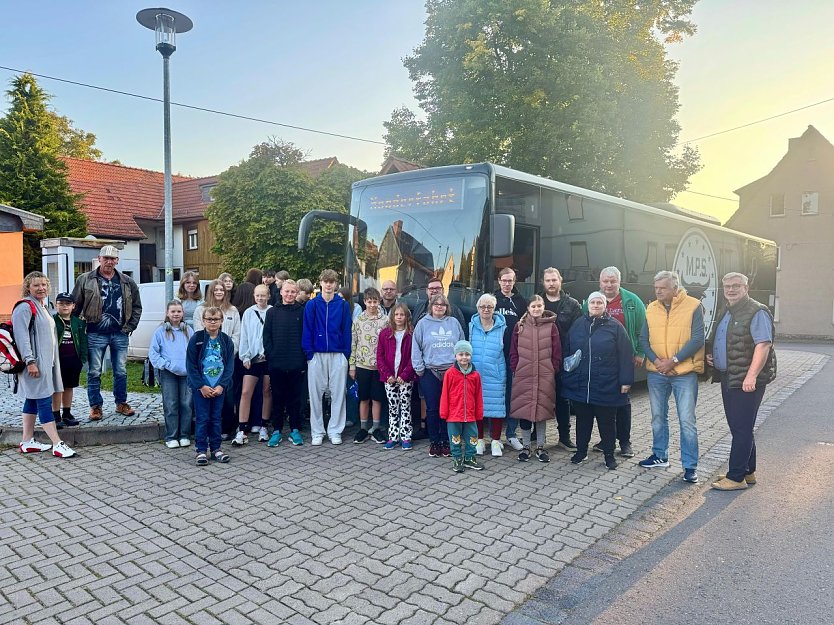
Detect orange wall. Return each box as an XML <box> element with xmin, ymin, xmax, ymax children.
<box><xmin>0</xmin><ymin>231</ymin><xmax>24</xmax><ymax>319</ymax></box>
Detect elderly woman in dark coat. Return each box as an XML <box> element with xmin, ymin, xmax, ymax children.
<box><xmin>14</xmin><ymin>272</ymin><xmax>76</xmax><ymax>458</ymax></box>
<box><xmin>561</xmin><ymin>291</ymin><xmax>634</xmax><ymax>470</ymax></box>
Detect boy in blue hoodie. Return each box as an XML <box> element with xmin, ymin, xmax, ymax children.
<box><xmin>302</xmin><ymin>269</ymin><xmax>353</xmax><ymax>445</ymax></box>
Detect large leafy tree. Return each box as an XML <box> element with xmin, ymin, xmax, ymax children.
<box><xmin>48</xmin><ymin>111</ymin><xmax>102</xmax><ymax>160</ymax></box>
<box><xmin>0</xmin><ymin>73</ymin><xmax>87</xmax><ymax>272</ymax></box>
<box><xmin>384</xmin><ymin>0</ymin><xmax>700</xmax><ymax>202</ymax></box>
<box><xmin>207</xmin><ymin>139</ymin><xmax>369</xmax><ymax>280</ymax></box>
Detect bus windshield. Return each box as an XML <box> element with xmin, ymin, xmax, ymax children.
<box><xmin>348</xmin><ymin>173</ymin><xmax>489</xmax><ymax>310</ymax></box>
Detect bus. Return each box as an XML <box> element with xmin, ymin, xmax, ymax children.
<box><xmin>298</xmin><ymin>162</ymin><xmax>777</xmax><ymax>339</ymax></box>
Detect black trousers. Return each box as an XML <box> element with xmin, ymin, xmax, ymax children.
<box><xmin>270</xmin><ymin>368</ymin><xmax>305</xmax><ymax>432</ymax></box>
<box><xmin>614</xmin><ymin>402</ymin><xmax>631</xmax><ymax>445</ymax></box>
<box><xmin>555</xmin><ymin>376</ymin><xmax>571</xmax><ymax>441</ymax></box>
<box><xmin>574</xmin><ymin>401</ymin><xmax>617</xmax><ymax>457</ymax></box>
<box><xmin>721</xmin><ymin>377</ymin><xmax>765</xmax><ymax>482</ymax></box>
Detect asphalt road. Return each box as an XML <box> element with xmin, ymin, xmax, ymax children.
<box><xmin>564</xmin><ymin>343</ymin><xmax>834</xmax><ymax>625</ymax></box>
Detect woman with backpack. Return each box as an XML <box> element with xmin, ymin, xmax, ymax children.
<box><xmin>13</xmin><ymin>272</ymin><xmax>76</xmax><ymax>458</ymax></box>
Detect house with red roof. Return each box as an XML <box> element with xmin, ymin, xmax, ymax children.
<box><xmin>46</xmin><ymin>155</ymin><xmax>347</xmax><ymax>290</ymax></box>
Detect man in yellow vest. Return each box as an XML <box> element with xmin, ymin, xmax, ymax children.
<box><xmin>638</xmin><ymin>270</ymin><xmax>705</xmax><ymax>484</ymax></box>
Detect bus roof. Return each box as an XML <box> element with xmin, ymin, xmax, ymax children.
<box><xmin>353</xmin><ymin>162</ymin><xmax>775</xmax><ymax>247</ymax></box>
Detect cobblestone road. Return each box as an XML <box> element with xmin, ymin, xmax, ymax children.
<box><xmin>0</xmin><ymin>349</ymin><xmax>825</xmax><ymax>625</ymax></box>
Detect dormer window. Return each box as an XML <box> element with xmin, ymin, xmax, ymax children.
<box><xmin>200</xmin><ymin>183</ymin><xmax>217</xmax><ymax>203</ymax></box>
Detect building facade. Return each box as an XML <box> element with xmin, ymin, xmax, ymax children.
<box><xmin>727</xmin><ymin>125</ymin><xmax>834</xmax><ymax>339</ymax></box>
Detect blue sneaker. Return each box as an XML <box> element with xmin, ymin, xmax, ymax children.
<box><xmin>401</xmin><ymin>439</ymin><xmax>412</xmax><ymax>451</ymax></box>
<box><xmin>384</xmin><ymin>439</ymin><xmax>398</xmax><ymax>450</ymax></box>
<box><xmin>639</xmin><ymin>454</ymin><xmax>670</xmax><ymax>468</ymax></box>
<box><xmin>683</xmin><ymin>468</ymin><xmax>699</xmax><ymax>483</ymax></box>
<box><xmin>267</xmin><ymin>431</ymin><xmax>282</xmax><ymax>447</ymax></box>
<box><xmin>288</xmin><ymin>429</ymin><xmax>303</xmax><ymax>446</ymax></box>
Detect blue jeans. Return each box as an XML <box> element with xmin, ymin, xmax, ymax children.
<box><xmin>87</xmin><ymin>331</ymin><xmax>129</xmax><ymax>407</ymax></box>
<box><xmin>647</xmin><ymin>372</ymin><xmax>699</xmax><ymax>469</ymax></box>
<box><xmin>22</xmin><ymin>397</ymin><xmax>55</xmax><ymax>424</ymax></box>
<box><xmin>447</xmin><ymin>421</ymin><xmax>478</xmax><ymax>460</ymax></box>
<box><xmin>193</xmin><ymin>390</ymin><xmax>223</xmax><ymax>454</ymax></box>
<box><xmin>159</xmin><ymin>369</ymin><xmax>192</xmax><ymax>442</ymax></box>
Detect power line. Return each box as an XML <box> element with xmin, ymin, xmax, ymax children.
<box><xmin>677</xmin><ymin>189</ymin><xmax>738</xmax><ymax>203</ymax></box>
<box><xmin>0</xmin><ymin>65</ymin><xmax>387</xmax><ymax>146</ymax></box>
<box><xmin>681</xmin><ymin>96</ymin><xmax>834</xmax><ymax>145</ymax></box>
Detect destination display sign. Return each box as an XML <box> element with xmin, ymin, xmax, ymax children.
<box><xmin>366</xmin><ymin>177</ymin><xmax>466</xmax><ymax>212</ymax></box>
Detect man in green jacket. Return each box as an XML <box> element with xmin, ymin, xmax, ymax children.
<box><xmin>582</xmin><ymin>266</ymin><xmax>646</xmax><ymax>457</ymax></box>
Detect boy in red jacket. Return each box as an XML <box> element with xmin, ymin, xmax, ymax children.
<box><xmin>440</xmin><ymin>340</ymin><xmax>484</xmax><ymax>472</ymax></box>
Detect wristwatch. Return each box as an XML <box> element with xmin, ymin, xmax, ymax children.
<box><xmin>672</xmin><ymin>356</ymin><xmax>680</xmax><ymax>364</ymax></box>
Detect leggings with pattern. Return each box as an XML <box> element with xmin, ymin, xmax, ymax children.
<box><xmin>386</xmin><ymin>382</ymin><xmax>413</xmax><ymax>442</ymax></box>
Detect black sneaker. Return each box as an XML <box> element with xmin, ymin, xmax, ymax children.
<box><xmin>638</xmin><ymin>454</ymin><xmax>670</xmax><ymax>468</ymax></box>
<box><xmin>570</xmin><ymin>453</ymin><xmax>588</xmax><ymax>464</ymax></box>
<box><xmin>463</xmin><ymin>457</ymin><xmax>484</xmax><ymax>471</ymax></box>
<box><xmin>605</xmin><ymin>456</ymin><xmax>618</xmax><ymax>470</ymax></box>
<box><xmin>518</xmin><ymin>447</ymin><xmax>531</xmax><ymax>462</ymax></box>
<box><xmin>452</xmin><ymin>459</ymin><xmax>465</xmax><ymax>473</ymax></box>
<box><xmin>62</xmin><ymin>415</ymin><xmax>80</xmax><ymax>427</ymax></box>
<box><xmin>441</xmin><ymin>441</ymin><xmax>451</xmax><ymax>457</ymax></box>
<box><xmin>428</xmin><ymin>442</ymin><xmax>440</xmax><ymax>458</ymax></box>
<box><xmin>535</xmin><ymin>448</ymin><xmax>550</xmax><ymax>463</ymax></box>
<box><xmin>556</xmin><ymin>439</ymin><xmax>577</xmax><ymax>451</ymax></box>
<box><xmin>371</xmin><ymin>429</ymin><xmax>386</xmax><ymax>444</ymax></box>
<box><xmin>592</xmin><ymin>441</ymin><xmax>604</xmax><ymax>453</ymax></box>
<box><xmin>353</xmin><ymin>428</ymin><xmax>369</xmax><ymax>443</ymax></box>
<box><xmin>619</xmin><ymin>443</ymin><xmax>635</xmax><ymax>458</ymax></box>
<box><xmin>683</xmin><ymin>468</ymin><xmax>699</xmax><ymax>483</ymax></box>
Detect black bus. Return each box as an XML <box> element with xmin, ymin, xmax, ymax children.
<box><xmin>298</xmin><ymin>162</ymin><xmax>776</xmax><ymax>339</ymax></box>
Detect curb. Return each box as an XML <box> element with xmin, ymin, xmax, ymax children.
<box><xmin>0</xmin><ymin>422</ymin><xmax>164</xmax><ymax>446</ymax></box>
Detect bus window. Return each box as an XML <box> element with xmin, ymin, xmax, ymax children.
<box><xmin>493</xmin><ymin>225</ymin><xmax>538</xmax><ymax>299</ymax></box>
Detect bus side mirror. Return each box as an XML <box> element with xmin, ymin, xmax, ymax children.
<box><xmin>490</xmin><ymin>214</ymin><xmax>515</xmax><ymax>257</ymax></box>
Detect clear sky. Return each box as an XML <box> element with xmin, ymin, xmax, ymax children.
<box><xmin>2</xmin><ymin>0</ymin><xmax>833</xmax><ymax>225</ymax></box>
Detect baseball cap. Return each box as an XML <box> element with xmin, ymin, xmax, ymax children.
<box><xmin>55</xmin><ymin>292</ymin><xmax>74</xmax><ymax>303</ymax></box>
<box><xmin>99</xmin><ymin>245</ymin><xmax>120</xmax><ymax>258</ymax></box>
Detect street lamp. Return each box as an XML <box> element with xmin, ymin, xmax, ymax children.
<box><xmin>136</xmin><ymin>7</ymin><xmax>193</xmax><ymax>302</ymax></box>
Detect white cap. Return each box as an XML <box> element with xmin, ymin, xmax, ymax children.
<box><xmin>99</xmin><ymin>245</ymin><xmax>120</xmax><ymax>258</ymax></box>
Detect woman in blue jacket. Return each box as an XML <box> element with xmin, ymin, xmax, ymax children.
<box><xmin>561</xmin><ymin>291</ymin><xmax>634</xmax><ymax>470</ymax></box>
<box><xmin>469</xmin><ymin>293</ymin><xmax>508</xmax><ymax>457</ymax></box>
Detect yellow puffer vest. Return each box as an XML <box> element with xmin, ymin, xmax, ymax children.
<box><xmin>645</xmin><ymin>289</ymin><xmax>704</xmax><ymax>375</ymax></box>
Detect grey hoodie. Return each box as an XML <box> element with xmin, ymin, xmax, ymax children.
<box><xmin>411</xmin><ymin>314</ymin><xmax>464</xmax><ymax>374</ymax></box>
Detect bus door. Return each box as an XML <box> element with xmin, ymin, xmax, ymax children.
<box><xmin>493</xmin><ymin>223</ymin><xmax>539</xmax><ymax>299</ymax></box>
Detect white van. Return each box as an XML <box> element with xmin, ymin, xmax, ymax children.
<box><xmin>128</xmin><ymin>280</ymin><xmax>211</xmax><ymax>359</ymax></box>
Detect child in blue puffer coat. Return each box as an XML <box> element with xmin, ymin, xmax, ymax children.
<box><xmin>150</xmin><ymin>300</ymin><xmax>193</xmax><ymax>449</ymax></box>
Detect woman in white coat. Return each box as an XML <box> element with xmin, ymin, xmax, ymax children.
<box><xmin>14</xmin><ymin>272</ymin><xmax>76</xmax><ymax>458</ymax></box>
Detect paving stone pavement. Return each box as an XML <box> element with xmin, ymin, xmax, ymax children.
<box><xmin>0</xmin><ymin>349</ymin><xmax>824</xmax><ymax>625</ymax></box>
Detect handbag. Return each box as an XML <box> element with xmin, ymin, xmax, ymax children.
<box><xmin>563</xmin><ymin>349</ymin><xmax>582</xmax><ymax>373</ymax></box>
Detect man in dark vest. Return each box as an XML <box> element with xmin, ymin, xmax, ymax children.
<box><xmin>707</xmin><ymin>272</ymin><xmax>776</xmax><ymax>491</ymax></box>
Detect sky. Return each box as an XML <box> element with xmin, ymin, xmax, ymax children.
<box><xmin>2</xmin><ymin>1</ymin><xmax>834</xmax><ymax>225</ymax></box>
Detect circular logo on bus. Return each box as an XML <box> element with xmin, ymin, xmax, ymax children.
<box><xmin>673</xmin><ymin>227</ymin><xmax>719</xmax><ymax>337</ymax></box>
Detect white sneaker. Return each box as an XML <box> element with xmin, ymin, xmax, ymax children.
<box><xmin>165</xmin><ymin>440</ymin><xmax>180</xmax><ymax>449</ymax></box>
<box><xmin>491</xmin><ymin>440</ymin><xmax>503</xmax><ymax>457</ymax></box>
<box><xmin>178</xmin><ymin>438</ymin><xmax>191</xmax><ymax>447</ymax></box>
<box><xmin>475</xmin><ymin>439</ymin><xmax>485</xmax><ymax>455</ymax></box>
<box><xmin>330</xmin><ymin>435</ymin><xmax>343</xmax><ymax>445</ymax></box>
<box><xmin>231</xmin><ymin>431</ymin><xmax>248</xmax><ymax>446</ymax></box>
<box><xmin>258</xmin><ymin>427</ymin><xmax>269</xmax><ymax>442</ymax></box>
<box><xmin>19</xmin><ymin>438</ymin><xmax>52</xmax><ymax>453</ymax></box>
<box><xmin>52</xmin><ymin>441</ymin><xmax>76</xmax><ymax>458</ymax></box>
<box><xmin>311</xmin><ymin>435</ymin><xmax>324</xmax><ymax>446</ymax></box>
<box><xmin>508</xmin><ymin>437</ymin><xmax>524</xmax><ymax>451</ymax></box>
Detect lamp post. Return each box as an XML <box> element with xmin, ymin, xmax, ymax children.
<box><xmin>136</xmin><ymin>7</ymin><xmax>193</xmax><ymax>302</ymax></box>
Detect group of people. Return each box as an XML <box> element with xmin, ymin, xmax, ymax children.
<box><xmin>14</xmin><ymin>245</ymin><xmax>776</xmax><ymax>491</ymax></box>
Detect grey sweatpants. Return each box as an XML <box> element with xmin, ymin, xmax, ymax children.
<box><xmin>308</xmin><ymin>352</ymin><xmax>348</xmax><ymax>438</ymax></box>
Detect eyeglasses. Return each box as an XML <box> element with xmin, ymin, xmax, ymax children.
<box><xmin>478</xmin><ymin>305</ymin><xmax>495</xmax><ymax>310</ymax></box>
<box><xmin>723</xmin><ymin>284</ymin><xmax>745</xmax><ymax>291</ymax></box>
<box><xmin>204</xmin><ymin>318</ymin><xmax>222</xmax><ymax>322</ymax></box>
<box><xmin>432</xmin><ymin>303</ymin><xmax>447</xmax><ymax>308</ymax></box>
<box><xmin>382</xmin><ymin>287</ymin><xmax>396</xmax><ymax>291</ymax></box>
<box><xmin>498</xmin><ymin>278</ymin><xmax>515</xmax><ymax>284</ymax></box>
<box><xmin>427</xmin><ymin>286</ymin><xmax>442</xmax><ymax>291</ymax></box>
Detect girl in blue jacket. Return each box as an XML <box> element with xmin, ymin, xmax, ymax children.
<box><xmin>469</xmin><ymin>293</ymin><xmax>508</xmax><ymax>457</ymax></box>
<box><xmin>149</xmin><ymin>300</ymin><xmax>193</xmax><ymax>449</ymax></box>
<box><xmin>561</xmin><ymin>292</ymin><xmax>634</xmax><ymax>470</ymax></box>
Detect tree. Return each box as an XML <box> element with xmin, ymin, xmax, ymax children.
<box><xmin>48</xmin><ymin>111</ymin><xmax>102</xmax><ymax>160</ymax></box>
<box><xmin>0</xmin><ymin>73</ymin><xmax>87</xmax><ymax>272</ymax></box>
<box><xmin>384</xmin><ymin>0</ymin><xmax>700</xmax><ymax>202</ymax></box>
<box><xmin>207</xmin><ymin>139</ymin><xmax>369</xmax><ymax>280</ymax></box>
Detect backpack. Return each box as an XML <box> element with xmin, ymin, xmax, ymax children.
<box><xmin>0</xmin><ymin>299</ymin><xmax>38</xmax><ymax>377</ymax></box>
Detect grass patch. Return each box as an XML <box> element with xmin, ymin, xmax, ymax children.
<box><xmin>79</xmin><ymin>360</ymin><xmax>161</xmax><ymax>395</ymax></box>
